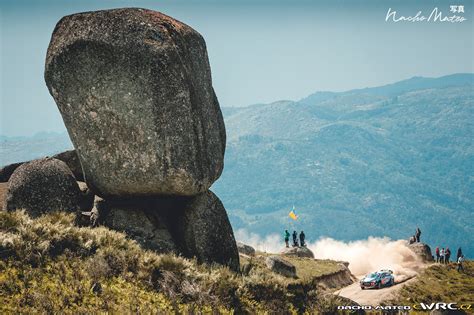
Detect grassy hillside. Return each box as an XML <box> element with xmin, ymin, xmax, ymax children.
<box><xmin>0</xmin><ymin>210</ymin><xmax>355</xmax><ymax>314</ymax></box>
<box><xmin>389</xmin><ymin>261</ymin><xmax>474</xmax><ymax>313</ymax></box>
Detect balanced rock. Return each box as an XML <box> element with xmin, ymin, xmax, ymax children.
<box><xmin>237</xmin><ymin>242</ymin><xmax>256</xmax><ymax>256</ymax></box>
<box><xmin>45</xmin><ymin>8</ymin><xmax>226</xmax><ymax>198</ymax></box>
<box><xmin>171</xmin><ymin>191</ymin><xmax>239</xmax><ymax>272</ymax></box>
<box><xmin>265</xmin><ymin>256</ymin><xmax>296</xmax><ymax>278</ymax></box>
<box><xmin>4</xmin><ymin>158</ymin><xmax>83</xmax><ymax>217</ymax></box>
<box><xmin>281</xmin><ymin>246</ymin><xmax>314</xmax><ymax>258</ymax></box>
<box><xmin>408</xmin><ymin>242</ymin><xmax>434</xmax><ymax>262</ymax></box>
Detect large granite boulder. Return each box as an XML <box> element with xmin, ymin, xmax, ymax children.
<box><xmin>4</xmin><ymin>158</ymin><xmax>83</xmax><ymax>217</ymax></box>
<box><xmin>265</xmin><ymin>255</ymin><xmax>296</xmax><ymax>278</ymax></box>
<box><xmin>171</xmin><ymin>191</ymin><xmax>239</xmax><ymax>272</ymax></box>
<box><xmin>408</xmin><ymin>242</ymin><xmax>434</xmax><ymax>262</ymax></box>
<box><xmin>45</xmin><ymin>8</ymin><xmax>225</xmax><ymax>198</ymax></box>
<box><xmin>280</xmin><ymin>246</ymin><xmax>315</xmax><ymax>258</ymax></box>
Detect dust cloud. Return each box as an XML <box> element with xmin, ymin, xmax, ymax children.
<box><xmin>235</xmin><ymin>229</ymin><xmax>423</xmax><ymax>279</ymax></box>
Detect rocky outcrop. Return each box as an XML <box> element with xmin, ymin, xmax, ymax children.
<box><xmin>4</xmin><ymin>158</ymin><xmax>84</xmax><ymax>217</ymax></box>
<box><xmin>171</xmin><ymin>191</ymin><xmax>240</xmax><ymax>272</ymax></box>
<box><xmin>28</xmin><ymin>8</ymin><xmax>239</xmax><ymax>272</ymax></box>
<box><xmin>265</xmin><ymin>255</ymin><xmax>297</xmax><ymax>278</ymax></box>
<box><xmin>45</xmin><ymin>8</ymin><xmax>225</xmax><ymax>198</ymax></box>
<box><xmin>281</xmin><ymin>246</ymin><xmax>315</xmax><ymax>258</ymax></box>
<box><xmin>408</xmin><ymin>242</ymin><xmax>434</xmax><ymax>262</ymax></box>
<box><xmin>237</xmin><ymin>242</ymin><xmax>256</xmax><ymax>256</ymax></box>
<box><xmin>0</xmin><ymin>149</ymin><xmax>83</xmax><ymax>182</ymax></box>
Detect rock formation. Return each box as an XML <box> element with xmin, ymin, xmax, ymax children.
<box><xmin>0</xmin><ymin>8</ymin><xmax>241</xmax><ymax>272</ymax></box>
<box><xmin>45</xmin><ymin>8</ymin><xmax>225</xmax><ymax>198</ymax></box>
<box><xmin>280</xmin><ymin>246</ymin><xmax>314</xmax><ymax>258</ymax></box>
<box><xmin>408</xmin><ymin>242</ymin><xmax>434</xmax><ymax>262</ymax></box>
<box><xmin>265</xmin><ymin>255</ymin><xmax>297</xmax><ymax>278</ymax></box>
<box><xmin>237</xmin><ymin>242</ymin><xmax>256</xmax><ymax>256</ymax></box>
<box><xmin>171</xmin><ymin>191</ymin><xmax>239</xmax><ymax>271</ymax></box>
<box><xmin>4</xmin><ymin>158</ymin><xmax>85</xmax><ymax>217</ymax></box>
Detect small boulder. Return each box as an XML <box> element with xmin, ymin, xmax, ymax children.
<box><xmin>171</xmin><ymin>190</ymin><xmax>240</xmax><ymax>272</ymax></box>
<box><xmin>281</xmin><ymin>246</ymin><xmax>315</xmax><ymax>258</ymax></box>
<box><xmin>408</xmin><ymin>242</ymin><xmax>434</xmax><ymax>262</ymax></box>
<box><xmin>237</xmin><ymin>242</ymin><xmax>256</xmax><ymax>256</ymax></box>
<box><xmin>4</xmin><ymin>158</ymin><xmax>83</xmax><ymax>217</ymax></box>
<box><xmin>265</xmin><ymin>255</ymin><xmax>297</xmax><ymax>278</ymax></box>
<box><xmin>45</xmin><ymin>8</ymin><xmax>226</xmax><ymax>198</ymax></box>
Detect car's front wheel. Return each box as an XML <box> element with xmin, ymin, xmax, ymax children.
<box><xmin>377</xmin><ymin>282</ymin><xmax>382</xmax><ymax>289</ymax></box>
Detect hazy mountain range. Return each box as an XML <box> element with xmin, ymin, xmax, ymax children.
<box><xmin>1</xmin><ymin>73</ymin><xmax>473</xmax><ymax>255</ymax></box>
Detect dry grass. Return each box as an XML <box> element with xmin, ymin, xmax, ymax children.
<box><xmin>0</xmin><ymin>210</ymin><xmax>350</xmax><ymax>314</ymax></box>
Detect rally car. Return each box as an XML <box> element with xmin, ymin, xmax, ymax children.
<box><xmin>359</xmin><ymin>270</ymin><xmax>394</xmax><ymax>289</ymax></box>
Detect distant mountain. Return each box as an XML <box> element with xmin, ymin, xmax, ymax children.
<box><xmin>213</xmin><ymin>73</ymin><xmax>474</xmax><ymax>256</ymax></box>
<box><xmin>2</xmin><ymin>74</ymin><xmax>473</xmax><ymax>256</ymax></box>
<box><xmin>0</xmin><ymin>132</ymin><xmax>72</xmax><ymax>166</ymax></box>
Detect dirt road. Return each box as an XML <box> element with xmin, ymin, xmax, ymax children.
<box><xmin>334</xmin><ymin>275</ymin><xmax>417</xmax><ymax>306</ymax></box>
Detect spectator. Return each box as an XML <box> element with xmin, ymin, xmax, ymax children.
<box><xmin>292</xmin><ymin>231</ymin><xmax>298</xmax><ymax>247</ymax></box>
<box><xmin>415</xmin><ymin>227</ymin><xmax>421</xmax><ymax>242</ymax></box>
<box><xmin>299</xmin><ymin>231</ymin><xmax>306</xmax><ymax>247</ymax></box>
<box><xmin>440</xmin><ymin>248</ymin><xmax>445</xmax><ymax>264</ymax></box>
<box><xmin>457</xmin><ymin>255</ymin><xmax>465</xmax><ymax>272</ymax></box>
<box><xmin>284</xmin><ymin>230</ymin><xmax>290</xmax><ymax>248</ymax></box>
<box><xmin>435</xmin><ymin>246</ymin><xmax>440</xmax><ymax>263</ymax></box>
<box><xmin>457</xmin><ymin>247</ymin><xmax>463</xmax><ymax>261</ymax></box>
<box><xmin>446</xmin><ymin>247</ymin><xmax>451</xmax><ymax>264</ymax></box>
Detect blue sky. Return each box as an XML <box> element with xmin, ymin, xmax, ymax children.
<box><xmin>1</xmin><ymin>0</ymin><xmax>473</xmax><ymax>136</ymax></box>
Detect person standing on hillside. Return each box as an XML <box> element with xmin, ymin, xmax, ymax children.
<box><xmin>445</xmin><ymin>247</ymin><xmax>451</xmax><ymax>264</ymax></box>
<box><xmin>457</xmin><ymin>247</ymin><xmax>463</xmax><ymax>261</ymax></box>
<box><xmin>440</xmin><ymin>248</ymin><xmax>445</xmax><ymax>264</ymax></box>
<box><xmin>415</xmin><ymin>227</ymin><xmax>421</xmax><ymax>242</ymax></box>
<box><xmin>284</xmin><ymin>230</ymin><xmax>290</xmax><ymax>248</ymax></box>
<box><xmin>435</xmin><ymin>246</ymin><xmax>440</xmax><ymax>263</ymax></box>
<box><xmin>292</xmin><ymin>231</ymin><xmax>298</xmax><ymax>247</ymax></box>
<box><xmin>299</xmin><ymin>231</ymin><xmax>306</xmax><ymax>247</ymax></box>
<box><xmin>457</xmin><ymin>255</ymin><xmax>465</xmax><ymax>272</ymax></box>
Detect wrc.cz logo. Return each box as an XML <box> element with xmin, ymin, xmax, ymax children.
<box><xmin>413</xmin><ymin>302</ymin><xmax>472</xmax><ymax>311</ymax></box>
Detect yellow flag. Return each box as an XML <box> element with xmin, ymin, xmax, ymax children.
<box><xmin>289</xmin><ymin>210</ymin><xmax>297</xmax><ymax>220</ymax></box>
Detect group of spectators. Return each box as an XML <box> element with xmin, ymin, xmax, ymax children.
<box><xmin>284</xmin><ymin>230</ymin><xmax>306</xmax><ymax>247</ymax></box>
<box><xmin>408</xmin><ymin>227</ymin><xmax>466</xmax><ymax>272</ymax></box>
<box><xmin>435</xmin><ymin>246</ymin><xmax>465</xmax><ymax>272</ymax></box>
